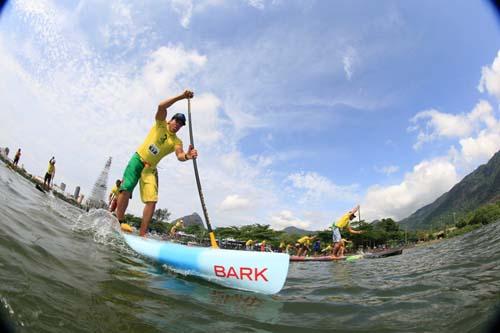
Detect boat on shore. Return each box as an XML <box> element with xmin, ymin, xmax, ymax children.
<box><xmin>363</xmin><ymin>247</ymin><xmax>403</xmax><ymax>259</ymax></box>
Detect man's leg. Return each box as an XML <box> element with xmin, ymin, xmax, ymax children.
<box><xmin>115</xmin><ymin>191</ymin><xmax>130</xmax><ymax>222</ymax></box>
<box><xmin>140</xmin><ymin>201</ymin><xmax>156</xmax><ymax>236</ymax></box>
<box><xmin>339</xmin><ymin>244</ymin><xmax>345</xmax><ymax>257</ymax></box>
<box><xmin>332</xmin><ymin>242</ymin><xmax>341</xmax><ymax>257</ymax></box>
<box><xmin>139</xmin><ymin>166</ymin><xmax>158</xmax><ymax>237</ymax></box>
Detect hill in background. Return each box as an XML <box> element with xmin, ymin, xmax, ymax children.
<box><xmin>399</xmin><ymin>150</ymin><xmax>500</xmax><ymax>230</ymax></box>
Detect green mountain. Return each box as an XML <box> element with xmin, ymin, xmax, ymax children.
<box><xmin>282</xmin><ymin>226</ymin><xmax>311</xmax><ymax>235</ymax></box>
<box><xmin>399</xmin><ymin>150</ymin><xmax>500</xmax><ymax>230</ymax></box>
<box><xmin>173</xmin><ymin>212</ymin><xmax>205</xmax><ymax>228</ymax></box>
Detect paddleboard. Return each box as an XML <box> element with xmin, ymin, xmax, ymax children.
<box><xmin>122</xmin><ymin>233</ymin><xmax>290</xmax><ymax>295</ymax></box>
<box><xmin>290</xmin><ymin>254</ymin><xmax>364</xmax><ymax>262</ymax></box>
<box><xmin>35</xmin><ymin>183</ymin><xmax>47</xmax><ymax>193</ymax></box>
<box><xmin>290</xmin><ymin>255</ymin><xmax>347</xmax><ymax>262</ymax></box>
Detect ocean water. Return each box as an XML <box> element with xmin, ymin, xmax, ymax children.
<box><xmin>1</xmin><ymin>162</ymin><xmax>500</xmax><ymax>333</ymax></box>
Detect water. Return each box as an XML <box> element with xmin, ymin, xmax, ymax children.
<box><xmin>1</xmin><ymin>162</ymin><xmax>500</xmax><ymax>333</ymax></box>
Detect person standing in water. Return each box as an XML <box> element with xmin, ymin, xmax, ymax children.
<box><xmin>115</xmin><ymin>90</ymin><xmax>197</xmax><ymax>237</ymax></box>
<box><xmin>43</xmin><ymin>157</ymin><xmax>56</xmax><ymax>190</ymax></box>
<box><xmin>13</xmin><ymin>149</ymin><xmax>21</xmax><ymax>166</ymax></box>
<box><xmin>332</xmin><ymin>205</ymin><xmax>363</xmax><ymax>258</ymax></box>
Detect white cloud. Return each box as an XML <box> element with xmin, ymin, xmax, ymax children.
<box><xmin>286</xmin><ymin>171</ymin><xmax>358</xmax><ymax>204</ymax></box>
<box><xmin>142</xmin><ymin>45</ymin><xmax>206</xmax><ymax>93</ymax></box>
<box><xmin>247</xmin><ymin>0</ymin><xmax>265</xmax><ymax>10</ymax></box>
<box><xmin>269</xmin><ymin>210</ymin><xmax>312</xmax><ymax>230</ymax></box>
<box><xmin>219</xmin><ymin>194</ymin><xmax>251</xmax><ymax>211</ymax></box>
<box><xmin>362</xmin><ymin>158</ymin><xmax>459</xmax><ymax>221</ymax></box>
<box><xmin>375</xmin><ymin>165</ymin><xmax>399</xmax><ymax>175</ymax></box>
<box><xmin>478</xmin><ymin>50</ymin><xmax>500</xmax><ymax>100</ymax></box>
<box><xmin>169</xmin><ymin>0</ymin><xmax>194</xmax><ymax>28</ymax></box>
<box><xmin>410</xmin><ymin>100</ymin><xmax>498</xmax><ymax>149</ymax></box>
<box><xmin>343</xmin><ymin>47</ymin><xmax>358</xmax><ymax>80</ymax></box>
<box><xmin>410</xmin><ymin>109</ymin><xmax>472</xmax><ymax>149</ymax></box>
<box><xmin>457</xmin><ymin>128</ymin><xmax>500</xmax><ymax>167</ymax></box>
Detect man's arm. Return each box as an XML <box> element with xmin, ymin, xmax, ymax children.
<box><xmin>155</xmin><ymin>90</ymin><xmax>194</xmax><ymax>121</ymax></box>
<box><xmin>175</xmin><ymin>145</ymin><xmax>198</xmax><ymax>162</ymax></box>
<box><xmin>348</xmin><ymin>226</ymin><xmax>363</xmax><ymax>234</ymax></box>
<box><xmin>350</xmin><ymin>204</ymin><xmax>360</xmax><ymax>215</ymax></box>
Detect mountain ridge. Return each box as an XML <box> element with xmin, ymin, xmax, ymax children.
<box><xmin>399</xmin><ymin>150</ymin><xmax>500</xmax><ymax>230</ymax></box>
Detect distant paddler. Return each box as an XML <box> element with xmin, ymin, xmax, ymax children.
<box><xmin>115</xmin><ymin>90</ymin><xmax>197</xmax><ymax>237</ymax></box>
<box><xmin>260</xmin><ymin>240</ymin><xmax>267</xmax><ymax>252</ymax></box>
<box><xmin>296</xmin><ymin>235</ymin><xmax>316</xmax><ymax>257</ymax></box>
<box><xmin>108</xmin><ymin>179</ymin><xmax>122</xmax><ymax>213</ymax></box>
<box><xmin>321</xmin><ymin>244</ymin><xmax>333</xmax><ymax>255</ymax></box>
<box><xmin>13</xmin><ymin>148</ymin><xmax>21</xmax><ymax>167</ymax></box>
<box><xmin>245</xmin><ymin>239</ymin><xmax>254</xmax><ymax>251</ymax></box>
<box><xmin>43</xmin><ymin>157</ymin><xmax>56</xmax><ymax>190</ymax></box>
<box><xmin>279</xmin><ymin>241</ymin><xmax>286</xmax><ymax>253</ymax></box>
<box><xmin>332</xmin><ymin>205</ymin><xmax>363</xmax><ymax>258</ymax></box>
<box><xmin>170</xmin><ymin>220</ymin><xmax>184</xmax><ymax>237</ymax></box>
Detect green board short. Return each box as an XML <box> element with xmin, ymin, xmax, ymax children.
<box><xmin>120</xmin><ymin>153</ymin><xmax>145</xmax><ymax>196</ymax></box>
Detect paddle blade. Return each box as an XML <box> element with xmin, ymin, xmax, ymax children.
<box><xmin>209</xmin><ymin>232</ymin><xmax>219</xmax><ymax>248</ymax></box>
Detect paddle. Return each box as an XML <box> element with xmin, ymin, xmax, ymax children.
<box><xmin>187</xmin><ymin>98</ymin><xmax>219</xmax><ymax>248</ymax></box>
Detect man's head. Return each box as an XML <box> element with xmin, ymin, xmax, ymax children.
<box><xmin>169</xmin><ymin>113</ymin><xmax>186</xmax><ymax>133</ymax></box>
<box><xmin>349</xmin><ymin>212</ymin><xmax>356</xmax><ymax>220</ymax></box>
<box><xmin>116</xmin><ymin>179</ymin><xmax>122</xmax><ymax>186</ymax></box>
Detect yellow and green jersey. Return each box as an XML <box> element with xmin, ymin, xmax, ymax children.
<box><xmin>47</xmin><ymin>163</ymin><xmax>55</xmax><ymax>174</ymax></box>
<box><xmin>335</xmin><ymin>212</ymin><xmax>352</xmax><ymax>229</ymax></box>
<box><xmin>136</xmin><ymin>120</ymin><xmax>183</xmax><ymax>168</ymax></box>
<box><xmin>297</xmin><ymin>236</ymin><xmax>313</xmax><ymax>246</ymax></box>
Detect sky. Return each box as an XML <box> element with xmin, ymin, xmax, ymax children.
<box><xmin>0</xmin><ymin>0</ymin><xmax>499</xmax><ymax>230</ymax></box>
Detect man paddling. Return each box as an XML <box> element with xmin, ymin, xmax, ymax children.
<box><xmin>115</xmin><ymin>90</ymin><xmax>197</xmax><ymax>237</ymax></box>
<box><xmin>296</xmin><ymin>235</ymin><xmax>316</xmax><ymax>257</ymax></box>
<box><xmin>13</xmin><ymin>148</ymin><xmax>21</xmax><ymax>167</ymax></box>
<box><xmin>43</xmin><ymin>157</ymin><xmax>56</xmax><ymax>190</ymax></box>
<box><xmin>332</xmin><ymin>205</ymin><xmax>363</xmax><ymax>258</ymax></box>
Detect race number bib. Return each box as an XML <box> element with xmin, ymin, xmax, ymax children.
<box><xmin>148</xmin><ymin>144</ymin><xmax>159</xmax><ymax>155</ymax></box>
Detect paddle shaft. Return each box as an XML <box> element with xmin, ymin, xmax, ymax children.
<box><xmin>187</xmin><ymin>98</ymin><xmax>218</xmax><ymax>248</ymax></box>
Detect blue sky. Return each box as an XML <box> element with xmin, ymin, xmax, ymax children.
<box><xmin>1</xmin><ymin>0</ymin><xmax>499</xmax><ymax>230</ymax></box>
